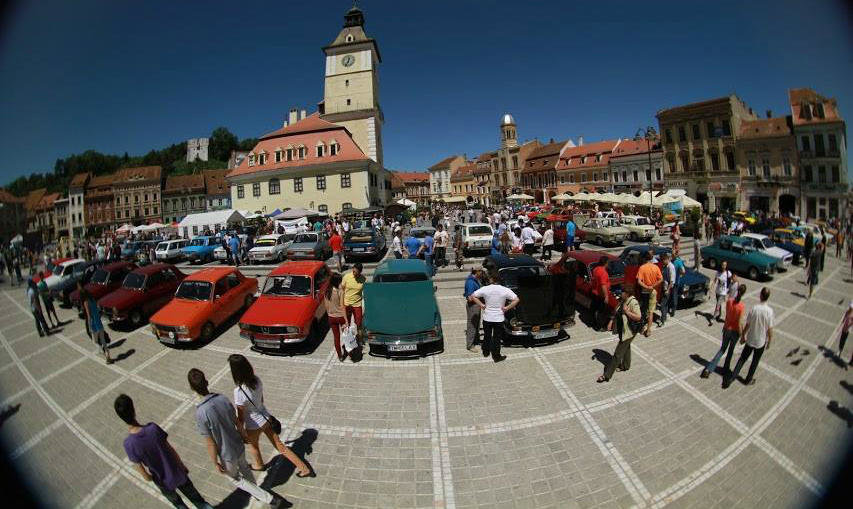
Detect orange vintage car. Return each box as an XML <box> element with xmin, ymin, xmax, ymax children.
<box><xmin>238</xmin><ymin>261</ymin><xmax>332</xmax><ymax>352</ymax></box>
<box><xmin>150</xmin><ymin>267</ymin><xmax>258</xmax><ymax>344</ymax></box>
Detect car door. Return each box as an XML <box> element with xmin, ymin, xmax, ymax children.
<box><xmin>573</xmin><ymin>261</ymin><xmax>591</xmax><ymax>307</ymax></box>
<box><xmin>223</xmin><ymin>273</ymin><xmax>244</xmax><ymax>320</ymax></box>
<box><xmin>211</xmin><ymin>276</ymin><xmax>232</xmax><ymax>324</ymax></box>
<box><xmin>313</xmin><ymin>267</ymin><xmax>330</xmax><ymax>319</ymax></box>
<box><xmin>142</xmin><ymin>271</ymin><xmax>166</xmax><ymax>314</ymax></box>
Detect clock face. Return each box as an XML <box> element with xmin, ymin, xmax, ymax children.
<box><xmin>342</xmin><ymin>55</ymin><xmax>355</xmax><ymax>67</ymax></box>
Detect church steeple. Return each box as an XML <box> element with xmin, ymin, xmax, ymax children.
<box><xmin>344</xmin><ymin>3</ymin><xmax>365</xmax><ymax>27</ymax></box>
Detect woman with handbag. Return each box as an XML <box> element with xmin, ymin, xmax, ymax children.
<box><xmin>325</xmin><ymin>272</ymin><xmax>348</xmax><ymax>361</ymax></box>
<box><xmin>228</xmin><ymin>354</ymin><xmax>312</xmax><ymax>477</ymax></box>
<box><xmin>597</xmin><ymin>286</ymin><xmax>642</xmax><ymax>383</ymax></box>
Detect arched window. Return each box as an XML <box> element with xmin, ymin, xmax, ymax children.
<box><xmin>268</xmin><ymin>178</ymin><xmax>280</xmax><ymax>195</ymax></box>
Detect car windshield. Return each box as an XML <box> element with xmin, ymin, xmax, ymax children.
<box><xmin>46</xmin><ymin>261</ymin><xmax>56</xmax><ymax>272</ymax></box>
<box><xmin>262</xmin><ymin>275</ymin><xmax>311</xmax><ymax>296</ymax></box>
<box><xmin>123</xmin><ymin>272</ymin><xmax>146</xmax><ymax>290</ymax></box>
<box><xmin>124</xmin><ymin>242</ymin><xmax>140</xmax><ymax>250</ymax></box>
<box><xmin>156</xmin><ymin>242</ymin><xmax>169</xmax><ymax>251</ymax></box>
<box><xmin>91</xmin><ymin>269</ymin><xmax>110</xmax><ymax>284</ymax></box>
<box><xmin>189</xmin><ymin>238</ymin><xmax>207</xmax><ymax>246</ymax></box>
<box><xmin>468</xmin><ymin>226</ymin><xmax>492</xmax><ymax>235</ymax></box>
<box><xmin>61</xmin><ymin>265</ymin><xmax>75</xmax><ymax>276</ymax></box>
<box><xmin>346</xmin><ymin>230</ymin><xmax>374</xmax><ymax>242</ymax></box>
<box><xmin>175</xmin><ymin>281</ymin><xmax>212</xmax><ymax>300</ymax></box>
<box><xmin>255</xmin><ymin>239</ymin><xmax>277</xmax><ymax>247</ymax></box>
<box><xmin>635</xmin><ymin>217</ymin><xmax>651</xmax><ymax>226</ymax></box>
<box><xmin>374</xmin><ymin>272</ymin><xmax>429</xmax><ymax>283</ymax></box>
<box><xmin>294</xmin><ymin>234</ymin><xmax>317</xmax><ymax>243</ymax></box>
<box><xmin>761</xmin><ymin>238</ymin><xmax>774</xmax><ymax>248</ymax></box>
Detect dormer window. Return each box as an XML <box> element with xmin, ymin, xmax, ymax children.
<box><xmin>346</xmin><ymin>34</ymin><xmax>354</xmax><ymax>43</ymax></box>
<box><xmin>596</xmin><ymin>154</ymin><xmax>602</xmax><ymax>162</ymax></box>
<box><xmin>581</xmin><ymin>156</ymin><xmax>587</xmax><ymax>164</ymax></box>
<box><xmin>316</xmin><ymin>141</ymin><xmax>325</xmax><ymax>158</ymax></box>
<box><xmin>248</xmin><ymin>153</ymin><xmax>255</xmax><ymax>166</ymax></box>
<box><xmin>286</xmin><ymin>146</ymin><xmax>294</xmax><ymax>161</ymax></box>
<box><xmin>258</xmin><ymin>151</ymin><xmax>267</xmax><ymax>165</ymax></box>
<box><xmin>329</xmin><ymin>140</ymin><xmax>339</xmax><ymax>156</ymax></box>
<box><xmin>298</xmin><ymin>145</ymin><xmax>306</xmax><ymax>159</ymax></box>
<box><xmin>274</xmin><ymin>148</ymin><xmax>283</xmax><ymax>163</ymax></box>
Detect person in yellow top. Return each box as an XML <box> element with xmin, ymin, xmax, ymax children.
<box><xmin>340</xmin><ymin>262</ymin><xmax>366</xmax><ymax>327</ymax></box>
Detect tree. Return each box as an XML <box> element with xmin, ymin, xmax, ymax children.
<box><xmin>209</xmin><ymin>127</ymin><xmax>238</xmax><ymax>162</ymax></box>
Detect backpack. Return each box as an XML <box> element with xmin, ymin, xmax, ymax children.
<box><xmin>613</xmin><ymin>296</ymin><xmax>642</xmax><ymax>338</ymax></box>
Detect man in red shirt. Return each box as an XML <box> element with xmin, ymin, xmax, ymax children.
<box><xmin>329</xmin><ymin>231</ymin><xmax>343</xmax><ymax>272</ymax></box>
<box><xmin>591</xmin><ymin>256</ymin><xmax>611</xmax><ymax>331</ymax></box>
<box><xmin>701</xmin><ymin>283</ymin><xmax>747</xmax><ymax>379</ymax></box>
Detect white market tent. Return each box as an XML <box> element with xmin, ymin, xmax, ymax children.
<box><xmin>177</xmin><ymin>209</ymin><xmax>245</xmax><ymax>238</ymax></box>
<box><xmin>240</xmin><ymin>210</ymin><xmax>263</xmax><ymax>220</ymax></box>
<box><xmin>397</xmin><ymin>198</ymin><xmax>416</xmax><ymax>207</ymax></box>
<box><xmin>568</xmin><ymin>192</ymin><xmax>594</xmax><ymax>202</ymax></box>
<box><xmin>551</xmin><ymin>193</ymin><xmax>571</xmax><ymax>201</ymax></box>
<box><xmin>506</xmin><ymin>193</ymin><xmax>534</xmax><ymax>201</ymax></box>
<box><xmin>116</xmin><ymin>223</ymin><xmax>133</xmax><ymax>234</ymax></box>
<box><xmin>442</xmin><ymin>196</ymin><xmax>468</xmax><ymax>203</ymax></box>
<box><xmin>273</xmin><ymin>208</ymin><xmax>326</xmax><ymax>220</ymax></box>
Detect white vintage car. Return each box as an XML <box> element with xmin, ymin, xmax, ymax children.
<box><xmin>740</xmin><ymin>233</ymin><xmax>793</xmax><ymax>270</ymax></box>
<box><xmin>248</xmin><ymin>234</ymin><xmax>292</xmax><ymax>264</ymax></box>
<box><xmin>460</xmin><ymin>223</ymin><xmax>494</xmax><ymax>255</ymax></box>
<box><xmin>43</xmin><ymin>258</ymin><xmax>87</xmax><ymax>290</ymax></box>
<box><xmin>619</xmin><ymin>215</ymin><xmax>656</xmax><ymax>241</ymax></box>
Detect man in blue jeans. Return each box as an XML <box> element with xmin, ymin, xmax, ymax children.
<box><xmin>566</xmin><ymin>218</ymin><xmax>576</xmax><ymax>251</ymax></box>
<box><xmin>701</xmin><ymin>284</ymin><xmax>746</xmax><ymax>379</ymax></box>
<box><xmin>418</xmin><ymin>231</ymin><xmax>436</xmax><ymax>276</ymax></box>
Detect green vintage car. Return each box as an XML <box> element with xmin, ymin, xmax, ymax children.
<box><xmin>363</xmin><ymin>259</ymin><xmax>443</xmax><ymax>357</ymax></box>
<box><xmin>700</xmin><ymin>235</ymin><xmax>777</xmax><ymax>280</ymax></box>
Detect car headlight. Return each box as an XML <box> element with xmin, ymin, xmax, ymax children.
<box><xmin>175</xmin><ymin>325</ymin><xmax>189</xmax><ymax>334</ymax></box>
<box><xmin>285</xmin><ymin>326</ymin><xmax>301</xmax><ymax>334</ymax></box>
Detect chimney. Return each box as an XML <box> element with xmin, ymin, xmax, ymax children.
<box><xmin>549</xmin><ymin>138</ymin><xmax>555</xmax><ymax>144</ymax></box>
<box><xmin>289</xmin><ymin>108</ymin><xmax>298</xmax><ymax>125</ymax></box>
<box><xmin>578</xmin><ymin>136</ymin><xmax>584</xmax><ymax>146</ymax></box>
<box><xmin>282</xmin><ymin>120</ymin><xmax>288</xmax><ymax>128</ymax></box>
<box><xmin>766</xmin><ymin>109</ymin><xmax>772</xmax><ymax>119</ymax></box>
<box><xmin>300</xmin><ymin>109</ymin><xmax>307</xmax><ymax>120</ymax></box>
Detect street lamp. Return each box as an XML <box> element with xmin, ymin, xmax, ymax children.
<box><xmin>634</xmin><ymin>126</ymin><xmax>658</xmax><ymax>215</ymax></box>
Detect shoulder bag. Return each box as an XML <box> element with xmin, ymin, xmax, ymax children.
<box><xmin>238</xmin><ymin>385</ymin><xmax>282</xmax><ymax>435</ymax></box>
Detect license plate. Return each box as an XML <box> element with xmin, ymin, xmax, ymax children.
<box><xmin>254</xmin><ymin>339</ymin><xmax>279</xmax><ymax>348</ymax></box>
<box><xmin>160</xmin><ymin>335</ymin><xmax>175</xmax><ymax>344</ymax></box>
<box><xmin>353</xmin><ymin>247</ymin><xmax>365</xmax><ymax>252</ymax></box>
<box><xmin>532</xmin><ymin>329</ymin><xmax>558</xmax><ymax>339</ymax></box>
<box><xmin>388</xmin><ymin>343</ymin><xmax>417</xmax><ymax>352</ymax></box>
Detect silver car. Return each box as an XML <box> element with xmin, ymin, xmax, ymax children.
<box><xmin>287</xmin><ymin>232</ymin><xmax>331</xmax><ymax>260</ymax></box>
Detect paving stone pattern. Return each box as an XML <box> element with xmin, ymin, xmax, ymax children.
<box><xmin>0</xmin><ymin>244</ymin><xmax>850</xmax><ymax>508</ymax></box>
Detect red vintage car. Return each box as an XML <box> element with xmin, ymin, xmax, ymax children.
<box><xmin>151</xmin><ymin>267</ymin><xmax>258</xmax><ymax>344</ymax></box>
<box><xmin>98</xmin><ymin>263</ymin><xmax>186</xmax><ymax>326</ymax></box>
<box><xmin>239</xmin><ymin>261</ymin><xmax>331</xmax><ymax>352</ymax></box>
<box><xmin>545</xmin><ymin>208</ymin><xmax>571</xmax><ymax>223</ymax></box>
<box><xmin>71</xmin><ymin>261</ymin><xmax>137</xmax><ymax>313</ymax></box>
<box><xmin>566</xmin><ymin>250</ymin><xmax>625</xmax><ymax>313</ymax></box>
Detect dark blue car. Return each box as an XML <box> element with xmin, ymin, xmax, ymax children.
<box><xmin>343</xmin><ymin>228</ymin><xmax>387</xmax><ymax>262</ymax></box>
<box><xmin>618</xmin><ymin>245</ymin><xmax>709</xmax><ymax>307</ymax></box>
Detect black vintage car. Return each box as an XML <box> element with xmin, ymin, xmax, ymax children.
<box><xmin>482</xmin><ymin>254</ymin><xmax>575</xmax><ymax>344</ymax></box>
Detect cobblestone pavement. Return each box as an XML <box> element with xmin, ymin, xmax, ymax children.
<box><xmin>0</xmin><ymin>243</ymin><xmax>850</xmax><ymax>508</ymax></box>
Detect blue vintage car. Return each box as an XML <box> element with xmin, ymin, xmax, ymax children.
<box><xmin>363</xmin><ymin>259</ymin><xmax>442</xmax><ymax>357</ymax></box>
<box><xmin>181</xmin><ymin>236</ymin><xmax>218</xmax><ymax>264</ymax></box>
<box><xmin>765</xmin><ymin>228</ymin><xmax>804</xmax><ymax>265</ymax></box>
<box><xmin>343</xmin><ymin>228</ymin><xmax>387</xmax><ymax>262</ymax></box>
<box><xmin>120</xmin><ymin>241</ymin><xmax>144</xmax><ymax>260</ymax></box>
<box><xmin>701</xmin><ymin>235</ymin><xmax>778</xmax><ymax>280</ymax></box>
<box><xmin>618</xmin><ymin>245</ymin><xmax>709</xmax><ymax>306</ymax></box>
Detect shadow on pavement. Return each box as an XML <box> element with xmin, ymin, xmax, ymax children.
<box><xmin>790</xmin><ymin>291</ymin><xmax>808</xmax><ymax>299</ymax></box>
<box><xmin>818</xmin><ymin>346</ymin><xmax>848</xmax><ymax>369</ymax></box>
<box><xmin>591</xmin><ymin>348</ymin><xmax>611</xmax><ymax>367</ymax></box>
<box><xmin>693</xmin><ymin>310</ymin><xmax>716</xmax><ymax>326</ymax></box>
<box><xmin>0</xmin><ymin>403</ymin><xmax>21</xmax><ymax>428</ymax></box>
<box><xmin>827</xmin><ymin>401</ymin><xmax>853</xmax><ymax>428</ymax></box>
<box><xmin>841</xmin><ymin>380</ymin><xmax>853</xmax><ymax>394</ymax></box>
<box><xmin>262</xmin><ymin>428</ymin><xmax>318</xmax><ymax>491</ymax></box>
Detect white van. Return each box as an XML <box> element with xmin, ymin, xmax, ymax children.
<box><xmin>461</xmin><ymin>223</ymin><xmax>494</xmax><ymax>256</ymax></box>
<box><xmin>155</xmin><ymin>239</ymin><xmax>188</xmax><ymax>262</ymax></box>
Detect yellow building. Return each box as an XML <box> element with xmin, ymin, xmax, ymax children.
<box><xmin>228</xmin><ymin>5</ymin><xmax>390</xmax><ymax>215</ymax></box>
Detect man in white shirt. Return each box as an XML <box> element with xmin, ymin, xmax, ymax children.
<box><xmin>392</xmin><ymin>231</ymin><xmax>403</xmax><ymax>259</ymax></box>
<box><xmin>520</xmin><ymin>222</ymin><xmax>541</xmax><ymax>256</ymax></box>
<box><xmin>540</xmin><ymin>226</ymin><xmax>554</xmax><ymax>260</ymax></box>
<box><xmin>658</xmin><ymin>252</ymin><xmax>676</xmax><ymax>325</ymax></box>
<box><xmin>724</xmin><ymin>287</ymin><xmax>773</xmax><ymax>388</ymax></box>
<box><xmin>468</xmin><ymin>273</ymin><xmax>520</xmax><ymax>363</ymax></box>
<box><xmin>433</xmin><ymin>224</ymin><xmax>449</xmax><ymax>268</ymax></box>
<box><xmin>342</xmin><ymin>220</ymin><xmax>350</xmax><ymax>233</ymax></box>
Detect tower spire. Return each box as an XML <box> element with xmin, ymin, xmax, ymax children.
<box><xmin>344</xmin><ymin>1</ymin><xmax>365</xmax><ymax>27</ymax></box>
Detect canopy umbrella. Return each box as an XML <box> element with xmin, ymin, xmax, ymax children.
<box><xmin>551</xmin><ymin>193</ymin><xmax>571</xmax><ymax>201</ymax></box>
<box><xmin>677</xmin><ymin>194</ymin><xmax>702</xmax><ymax>209</ymax></box>
<box><xmin>396</xmin><ymin>198</ymin><xmax>416</xmax><ymax>207</ymax></box>
<box><xmin>116</xmin><ymin>223</ymin><xmax>133</xmax><ymax>233</ymax></box>
<box><xmin>569</xmin><ymin>192</ymin><xmax>593</xmax><ymax>202</ymax></box>
<box><xmin>590</xmin><ymin>192</ymin><xmax>618</xmax><ymax>203</ymax></box>
<box><xmin>442</xmin><ymin>196</ymin><xmax>468</xmax><ymax>203</ymax></box>
<box><xmin>10</xmin><ymin>234</ymin><xmax>23</xmax><ymax>245</ymax></box>
<box><xmin>265</xmin><ymin>208</ymin><xmax>282</xmax><ymax>218</ymax></box>
<box><xmin>506</xmin><ymin>193</ymin><xmax>535</xmax><ymax>201</ymax></box>
<box><xmin>273</xmin><ymin>207</ymin><xmax>325</xmax><ymax>220</ymax></box>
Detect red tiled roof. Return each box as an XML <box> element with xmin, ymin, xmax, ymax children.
<box><xmin>86</xmin><ymin>175</ymin><xmax>115</xmax><ymax>199</ymax></box>
<box><xmin>36</xmin><ymin>192</ymin><xmax>60</xmax><ymax>211</ymax></box>
<box><xmin>393</xmin><ymin>171</ymin><xmax>430</xmax><ymax>183</ymax></box>
<box><xmin>556</xmin><ymin>139</ymin><xmax>621</xmax><ymax>171</ymax></box>
<box><xmin>0</xmin><ymin>189</ymin><xmax>24</xmax><ymax>203</ymax></box>
<box><xmin>164</xmin><ymin>173</ymin><xmax>205</xmax><ymax>194</ymax></box>
<box><xmin>228</xmin><ymin>113</ymin><xmax>369</xmax><ymax>179</ymax></box>
<box><xmin>609</xmin><ymin>138</ymin><xmax>662</xmax><ymax>159</ymax></box>
<box><xmin>24</xmin><ymin>188</ymin><xmax>47</xmax><ymax>211</ymax></box>
<box><xmin>259</xmin><ymin>112</ymin><xmax>342</xmax><ymax>140</ymax></box>
<box><xmin>788</xmin><ymin>88</ymin><xmax>843</xmax><ymax>126</ymax></box>
<box><xmin>429</xmin><ymin>155</ymin><xmax>462</xmax><ymax>171</ymax></box>
<box><xmin>114</xmin><ymin>166</ymin><xmax>162</xmax><ymax>184</ymax></box>
<box><xmin>69</xmin><ymin>172</ymin><xmax>91</xmax><ymax>188</ymax></box>
<box><xmin>526</xmin><ymin>140</ymin><xmax>566</xmax><ymax>160</ymax></box>
<box><xmin>203</xmin><ymin>169</ymin><xmax>230</xmax><ymax>196</ymax></box>
<box><xmin>738</xmin><ymin>117</ymin><xmax>792</xmax><ymax>139</ymax></box>
<box><xmin>522</xmin><ymin>140</ymin><xmax>567</xmax><ymax>174</ymax></box>
<box><xmin>451</xmin><ymin>164</ymin><xmax>476</xmax><ymax>181</ymax></box>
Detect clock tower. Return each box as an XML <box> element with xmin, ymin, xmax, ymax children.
<box><xmin>321</xmin><ymin>4</ymin><xmax>383</xmax><ymax>166</ymax></box>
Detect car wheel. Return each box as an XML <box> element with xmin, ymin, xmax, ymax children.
<box><xmin>201</xmin><ymin>322</ymin><xmax>215</xmax><ymax>342</ymax></box>
<box><xmin>748</xmin><ymin>266</ymin><xmax>759</xmax><ymax>280</ymax></box>
<box><xmin>243</xmin><ymin>294</ymin><xmax>254</xmax><ymax>310</ymax></box>
<box><xmin>708</xmin><ymin>257</ymin><xmax>717</xmax><ymax>269</ymax></box>
<box><xmin>129</xmin><ymin>309</ymin><xmax>143</xmax><ymax>327</ymax></box>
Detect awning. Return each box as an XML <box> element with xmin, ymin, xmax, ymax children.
<box><xmin>273</xmin><ymin>207</ymin><xmax>326</xmax><ymax>220</ymax></box>
<box><xmin>506</xmin><ymin>193</ymin><xmax>534</xmax><ymax>201</ymax></box>
<box><xmin>442</xmin><ymin>196</ymin><xmax>468</xmax><ymax>203</ymax></box>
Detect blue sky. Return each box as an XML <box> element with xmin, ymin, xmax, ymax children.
<box><xmin>1</xmin><ymin>0</ymin><xmax>851</xmax><ymax>185</ymax></box>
